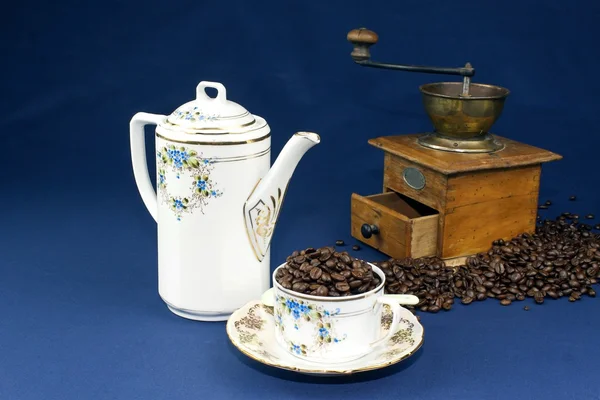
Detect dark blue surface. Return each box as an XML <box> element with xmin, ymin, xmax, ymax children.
<box><xmin>2</xmin><ymin>0</ymin><xmax>600</xmax><ymax>399</ymax></box>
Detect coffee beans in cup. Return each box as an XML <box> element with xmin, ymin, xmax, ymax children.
<box><xmin>276</xmin><ymin>246</ymin><xmax>380</xmax><ymax>297</ymax></box>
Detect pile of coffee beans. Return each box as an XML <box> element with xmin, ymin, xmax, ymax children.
<box><xmin>372</xmin><ymin>216</ymin><xmax>600</xmax><ymax>312</ymax></box>
<box><xmin>280</xmin><ymin>210</ymin><xmax>600</xmax><ymax>312</ymax></box>
<box><xmin>276</xmin><ymin>246</ymin><xmax>380</xmax><ymax>297</ymax></box>
<box><xmin>377</xmin><ymin>257</ymin><xmax>456</xmax><ymax>313</ymax></box>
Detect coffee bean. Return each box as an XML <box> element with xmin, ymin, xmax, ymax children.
<box><xmin>281</xmin><ymin>280</ymin><xmax>292</xmax><ymax>289</ymax></box>
<box><xmin>545</xmin><ymin>200</ymin><xmax>552</xmax><ymax>206</ymax></box>
<box><xmin>292</xmin><ymin>282</ymin><xmax>309</xmax><ymax>292</ymax></box>
<box><xmin>330</xmin><ymin>273</ymin><xmax>345</xmax><ymax>282</ymax></box>
<box><xmin>341</xmin><ymin>270</ymin><xmax>352</xmax><ymax>279</ymax></box>
<box><xmin>571</xmin><ymin>291</ymin><xmax>581</xmax><ymax>300</ymax></box>
<box><xmin>534</xmin><ymin>292</ymin><xmax>545</xmax><ymax>304</ymax></box>
<box><xmin>352</xmin><ymin>245</ymin><xmax>360</xmax><ymax>251</ymax></box>
<box><xmin>293</xmin><ymin>255</ymin><xmax>306</xmax><ymax>264</ymax></box>
<box><xmin>586</xmin><ymin>214</ymin><xmax>595</xmax><ymax>220</ymax></box>
<box><xmin>357</xmin><ymin>283</ymin><xmax>371</xmax><ymax>293</ymax></box>
<box><xmin>569</xmin><ymin>195</ymin><xmax>577</xmax><ymax>201</ymax></box>
<box><xmin>315</xmin><ymin>285</ymin><xmax>329</xmax><ymax>296</ymax></box>
<box><xmin>461</xmin><ymin>297</ymin><xmax>474</xmax><ymax>305</ymax></box>
<box><xmin>335</xmin><ymin>282</ymin><xmax>350</xmax><ymax>292</ymax></box>
<box><xmin>349</xmin><ymin>280</ymin><xmax>363</xmax><ymax>289</ymax></box>
<box><xmin>309</xmin><ymin>266</ymin><xmax>323</xmax><ymax>280</ymax></box>
<box><xmin>538</xmin><ymin>205</ymin><xmax>548</xmax><ymax>210</ymax></box>
<box><xmin>351</xmin><ymin>269</ymin><xmax>366</xmax><ymax>280</ymax></box>
<box><xmin>510</xmin><ymin>272</ymin><xmax>522</xmax><ymax>282</ymax></box>
<box><xmin>500</xmin><ymin>299</ymin><xmax>512</xmax><ymax>306</ymax></box>
<box><xmin>335</xmin><ymin>240</ymin><xmax>345</xmax><ymax>246</ymax></box>
<box><xmin>524</xmin><ymin>306</ymin><xmax>530</xmax><ymax>311</ymax></box>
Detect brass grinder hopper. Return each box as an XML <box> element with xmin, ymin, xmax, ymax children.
<box><xmin>347</xmin><ymin>28</ymin><xmax>510</xmax><ymax>153</ymax></box>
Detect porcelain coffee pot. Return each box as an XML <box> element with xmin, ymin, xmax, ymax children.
<box><xmin>129</xmin><ymin>81</ymin><xmax>320</xmax><ymax>321</ymax></box>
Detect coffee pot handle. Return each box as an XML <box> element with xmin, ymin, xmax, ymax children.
<box><xmin>130</xmin><ymin>112</ymin><xmax>166</xmax><ymax>222</ymax></box>
<box><xmin>369</xmin><ymin>297</ymin><xmax>402</xmax><ymax>349</ymax></box>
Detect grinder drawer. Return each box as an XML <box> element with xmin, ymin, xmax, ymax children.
<box><xmin>351</xmin><ymin>192</ymin><xmax>439</xmax><ymax>259</ymax></box>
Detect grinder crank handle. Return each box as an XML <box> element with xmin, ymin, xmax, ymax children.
<box><xmin>346</xmin><ymin>27</ymin><xmax>475</xmax><ymax>77</ymax></box>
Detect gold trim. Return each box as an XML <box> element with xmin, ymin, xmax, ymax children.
<box><xmin>211</xmin><ymin>148</ymin><xmax>270</xmax><ymax>164</ymax></box>
<box><xmin>225</xmin><ymin>303</ymin><xmax>425</xmax><ymax>375</ymax></box>
<box><xmin>245</xmin><ymin>187</ymin><xmax>284</xmax><ymax>262</ymax></box>
<box><xmin>294</xmin><ymin>131</ymin><xmax>321</xmax><ymax>141</ymax></box>
<box><xmin>162</xmin><ymin>119</ymin><xmax>267</xmax><ymax>136</ymax></box>
<box><xmin>243</xmin><ymin>179</ymin><xmax>263</xmax><ymax>262</ymax></box>
<box><xmin>164</xmin><ymin>118</ymin><xmax>256</xmax><ymax>133</ymax></box>
<box><xmin>156</xmin><ymin>132</ymin><xmax>271</xmax><ymax>145</ymax></box>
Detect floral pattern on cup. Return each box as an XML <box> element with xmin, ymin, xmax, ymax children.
<box><xmin>274</xmin><ymin>294</ymin><xmax>347</xmax><ymax>355</ymax></box>
<box><xmin>157</xmin><ymin>144</ymin><xmax>223</xmax><ymax>220</ymax></box>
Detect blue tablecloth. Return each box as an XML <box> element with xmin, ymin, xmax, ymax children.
<box><xmin>2</xmin><ymin>0</ymin><xmax>600</xmax><ymax>399</ymax></box>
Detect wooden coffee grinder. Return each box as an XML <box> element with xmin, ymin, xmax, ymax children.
<box><xmin>347</xmin><ymin>28</ymin><xmax>562</xmax><ymax>265</ymax></box>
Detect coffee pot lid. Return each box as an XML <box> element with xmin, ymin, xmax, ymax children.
<box><xmin>164</xmin><ymin>81</ymin><xmax>265</xmax><ymax>134</ymax></box>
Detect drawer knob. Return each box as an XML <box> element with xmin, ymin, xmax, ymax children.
<box><xmin>361</xmin><ymin>224</ymin><xmax>380</xmax><ymax>239</ymax></box>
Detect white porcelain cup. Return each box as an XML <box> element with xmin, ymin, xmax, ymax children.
<box><xmin>272</xmin><ymin>262</ymin><xmax>402</xmax><ymax>364</ymax></box>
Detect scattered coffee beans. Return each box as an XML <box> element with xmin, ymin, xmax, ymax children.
<box><xmin>538</xmin><ymin>205</ymin><xmax>549</xmax><ymax>210</ymax></box>
<box><xmin>277</xmin><ymin>246</ymin><xmax>379</xmax><ymax>297</ymax></box>
<box><xmin>586</xmin><ymin>214</ymin><xmax>595</xmax><ymax>220</ymax></box>
<box><xmin>545</xmin><ymin>200</ymin><xmax>552</xmax><ymax>206</ymax></box>
<box><xmin>335</xmin><ymin>240</ymin><xmax>345</xmax><ymax>246</ymax></box>
<box><xmin>377</xmin><ymin>257</ymin><xmax>455</xmax><ymax>313</ymax></box>
<box><xmin>352</xmin><ymin>245</ymin><xmax>361</xmax><ymax>251</ymax></box>
<box><xmin>371</xmin><ymin>214</ymin><xmax>600</xmax><ymax>313</ymax></box>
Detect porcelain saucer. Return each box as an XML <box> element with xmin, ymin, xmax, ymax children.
<box><xmin>226</xmin><ymin>300</ymin><xmax>424</xmax><ymax>376</ymax></box>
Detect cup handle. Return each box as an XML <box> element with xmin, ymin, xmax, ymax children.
<box><xmin>369</xmin><ymin>297</ymin><xmax>402</xmax><ymax>349</ymax></box>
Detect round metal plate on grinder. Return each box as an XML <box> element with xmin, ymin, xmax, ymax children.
<box><xmin>403</xmin><ymin>167</ymin><xmax>426</xmax><ymax>190</ymax></box>
<box><xmin>417</xmin><ymin>132</ymin><xmax>505</xmax><ymax>153</ymax></box>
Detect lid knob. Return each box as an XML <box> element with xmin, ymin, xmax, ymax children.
<box><xmin>347</xmin><ymin>28</ymin><xmax>379</xmax><ymax>61</ymax></box>
<box><xmin>196</xmin><ymin>81</ymin><xmax>227</xmax><ymax>106</ymax></box>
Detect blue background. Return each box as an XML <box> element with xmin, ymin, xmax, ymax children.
<box><xmin>2</xmin><ymin>0</ymin><xmax>600</xmax><ymax>399</ymax></box>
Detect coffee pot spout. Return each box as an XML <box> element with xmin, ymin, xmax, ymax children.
<box><xmin>243</xmin><ymin>132</ymin><xmax>320</xmax><ymax>261</ymax></box>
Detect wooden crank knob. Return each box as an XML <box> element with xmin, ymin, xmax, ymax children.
<box><xmin>347</xmin><ymin>28</ymin><xmax>379</xmax><ymax>61</ymax></box>
<box><xmin>361</xmin><ymin>224</ymin><xmax>380</xmax><ymax>239</ymax></box>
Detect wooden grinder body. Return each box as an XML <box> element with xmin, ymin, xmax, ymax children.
<box><xmin>351</xmin><ymin>134</ymin><xmax>562</xmax><ymax>262</ymax></box>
